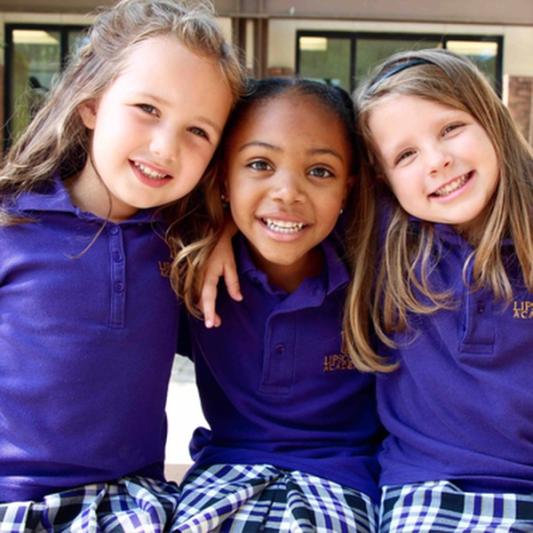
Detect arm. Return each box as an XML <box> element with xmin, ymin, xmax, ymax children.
<box><xmin>199</xmin><ymin>218</ymin><xmax>242</xmax><ymax>328</ymax></box>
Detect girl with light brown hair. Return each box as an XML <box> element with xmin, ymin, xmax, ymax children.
<box><xmin>0</xmin><ymin>0</ymin><xmax>243</xmax><ymax>529</ymax></box>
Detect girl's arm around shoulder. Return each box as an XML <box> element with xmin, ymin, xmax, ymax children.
<box><xmin>199</xmin><ymin>218</ymin><xmax>242</xmax><ymax>328</ymax></box>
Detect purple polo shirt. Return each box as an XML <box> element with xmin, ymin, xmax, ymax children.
<box><xmin>0</xmin><ymin>177</ymin><xmax>179</xmax><ymax>501</ymax></box>
<box><xmin>181</xmin><ymin>235</ymin><xmax>381</xmax><ymax>502</ymax></box>
<box><xmin>377</xmin><ymin>222</ymin><xmax>533</xmax><ymax>493</ymax></box>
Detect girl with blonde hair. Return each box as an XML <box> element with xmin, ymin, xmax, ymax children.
<box><xmin>347</xmin><ymin>48</ymin><xmax>533</xmax><ymax>531</ymax></box>
<box><xmin>0</xmin><ymin>0</ymin><xmax>242</xmax><ymax>529</ymax></box>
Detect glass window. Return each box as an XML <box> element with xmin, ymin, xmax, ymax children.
<box><xmin>298</xmin><ymin>35</ymin><xmax>351</xmax><ymax>90</ymax></box>
<box><xmin>296</xmin><ymin>31</ymin><xmax>502</xmax><ymax>96</ymax></box>
<box><xmin>10</xmin><ymin>29</ymin><xmax>61</xmax><ymax>142</ymax></box>
<box><xmin>68</xmin><ymin>30</ymin><xmax>87</xmax><ymax>54</ymax></box>
<box><xmin>446</xmin><ymin>40</ymin><xmax>499</xmax><ymax>87</ymax></box>
<box><xmin>354</xmin><ymin>37</ymin><xmax>440</xmax><ymax>89</ymax></box>
<box><xmin>4</xmin><ymin>25</ymin><xmax>88</xmax><ymax>148</ymax></box>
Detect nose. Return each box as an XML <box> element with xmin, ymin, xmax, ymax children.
<box><xmin>426</xmin><ymin>143</ymin><xmax>452</xmax><ymax>177</ymax></box>
<box><xmin>270</xmin><ymin>170</ymin><xmax>305</xmax><ymax>204</ymax></box>
<box><xmin>149</xmin><ymin>125</ymin><xmax>179</xmax><ymax>163</ymax></box>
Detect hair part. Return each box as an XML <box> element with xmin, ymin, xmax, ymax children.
<box><xmin>342</xmin><ymin>48</ymin><xmax>533</xmax><ymax>372</ymax></box>
<box><xmin>175</xmin><ymin>77</ymin><xmax>363</xmax><ymax>317</ymax></box>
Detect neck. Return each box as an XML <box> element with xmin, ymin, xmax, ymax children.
<box><xmin>66</xmin><ymin>159</ymin><xmax>134</xmax><ymax>222</ymax></box>
<box><xmin>252</xmin><ymin>246</ymin><xmax>323</xmax><ymax>293</ymax></box>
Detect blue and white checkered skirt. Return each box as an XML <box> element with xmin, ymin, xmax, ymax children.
<box><xmin>173</xmin><ymin>463</ymin><xmax>378</xmax><ymax>532</ymax></box>
<box><xmin>0</xmin><ymin>476</ymin><xmax>180</xmax><ymax>532</ymax></box>
<box><xmin>380</xmin><ymin>480</ymin><xmax>533</xmax><ymax>532</ymax></box>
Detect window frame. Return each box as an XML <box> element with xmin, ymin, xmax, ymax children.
<box><xmin>4</xmin><ymin>23</ymin><xmax>88</xmax><ymax>149</ymax></box>
<box><xmin>295</xmin><ymin>30</ymin><xmax>503</xmax><ymax>96</ymax></box>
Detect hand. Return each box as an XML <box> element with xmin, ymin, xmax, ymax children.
<box><xmin>199</xmin><ymin>221</ymin><xmax>242</xmax><ymax>328</ymax></box>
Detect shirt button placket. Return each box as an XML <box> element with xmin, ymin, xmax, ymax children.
<box><xmin>109</xmin><ymin>225</ymin><xmax>126</xmax><ymax>328</ymax></box>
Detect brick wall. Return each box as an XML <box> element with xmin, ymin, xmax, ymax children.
<box><xmin>507</xmin><ymin>76</ymin><xmax>533</xmax><ymax>145</ymax></box>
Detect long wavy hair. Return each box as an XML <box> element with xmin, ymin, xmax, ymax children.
<box><xmin>174</xmin><ymin>77</ymin><xmax>362</xmax><ymax>316</ymax></box>
<box><xmin>343</xmin><ymin>48</ymin><xmax>533</xmax><ymax>372</ymax></box>
<box><xmin>0</xmin><ymin>0</ymin><xmax>245</xmax><ymax>262</ymax></box>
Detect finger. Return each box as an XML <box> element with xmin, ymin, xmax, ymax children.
<box><xmin>223</xmin><ymin>261</ymin><xmax>243</xmax><ymax>302</ymax></box>
<box><xmin>200</xmin><ymin>279</ymin><xmax>218</xmax><ymax>328</ymax></box>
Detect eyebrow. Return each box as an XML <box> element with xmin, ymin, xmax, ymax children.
<box><xmin>309</xmin><ymin>148</ymin><xmax>345</xmax><ymax>163</ymax></box>
<box><xmin>135</xmin><ymin>92</ymin><xmax>223</xmax><ymax>134</ymax></box>
<box><xmin>238</xmin><ymin>141</ymin><xmax>281</xmax><ymax>152</ymax></box>
<box><xmin>239</xmin><ymin>142</ymin><xmax>345</xmax><ymax>162</ymax></box>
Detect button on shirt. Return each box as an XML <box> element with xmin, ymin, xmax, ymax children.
<box><xmin>377</xmin><ymin>223</ymin><xmax>533</xmax><ymax>493</ymax></box>
<box><xmin>181</xmin><ymin>235</ymin><xmax>382</xmax><ymax>502</ymax></box>
<box><xmin>0</xmin><ymin>177</ymin><xmax>179</xmax><ymax>501</ymax></box>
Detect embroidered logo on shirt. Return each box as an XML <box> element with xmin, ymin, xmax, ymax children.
<box><xmin>158</xmin><ymin>261</ymin><xmax>171</xmax><ymax>278</ymax></box>
<box><xmin>513</xmin><ymin>300</ymin><xmax>533</xmax><ymax>319</ymax></box>
<box><xmin>323</xmin><ymin>353</ymin><xmax>355</xmax><ymax>372</ymax></box>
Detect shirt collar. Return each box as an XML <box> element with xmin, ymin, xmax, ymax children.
<box><xmin>426</xmin><ymin>220</ymin><xmax>514</xmax><ymax>248</ymax></box>
<box><xmin>234</xmin><ymin>233</ymin><xmax>349</xmax><ymax>298</ymax></box>
<box><xmin>11</xmin><ymin>173</ymin><xmax>159</xmax><ymax>224</ymax></box>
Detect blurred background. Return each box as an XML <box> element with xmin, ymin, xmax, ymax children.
<box><xmin>1</xmin><ymin>0</ymin><xmax>532</xmax><ymax>150</ymax></box>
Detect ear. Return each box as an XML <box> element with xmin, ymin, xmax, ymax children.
<box><xmin>78</xmin><ymin>99</ymin><xmax>99</xmax><ymax>130</ymax></box>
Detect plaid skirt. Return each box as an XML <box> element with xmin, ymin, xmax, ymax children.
<box><xmin>0</xmin><ymin>476</ymin><xmax>180</xmax><ymax>533</ymax></box>
<box><xmin>380</xmin><ymin>480</ymin><xmax>533</xmax><ymax>532</ymax></box>
<box><xmin>173</xmin><ymin>463</ymin><xmax>378</xmax><ymax>533</ymax></box>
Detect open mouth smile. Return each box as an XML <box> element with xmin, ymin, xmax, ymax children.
<box><xmin>133</xmin><ymin>161</ymin><xmax>169</xmax><ymax>180</ymax></box>
<box><xmin>431</xmin><ymin>171</ymin><xmax>473</xmax><ymax>197</ymax></box>
<box><xmin>261</xmin><ymin>217</ymin><xmax>306</xmax><ymax>234</ymax></box>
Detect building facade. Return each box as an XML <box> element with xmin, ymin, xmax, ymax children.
<box><xmin>1</xmin><ymin>0</ymin><xmax>532</xmax><ymax>147</ymax></box>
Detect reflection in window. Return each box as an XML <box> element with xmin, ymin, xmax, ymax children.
<box><xmin>5</xmin><ymin>25</ymin><xmax>88</xmax><ymax>147</ymax></box>
<box><xmin>446</xmin><ymin>40</ymin><xmax>499</xmax><ymax>86</ymax></box>
<box><xmin>299</xmin><ymin>36</ymin><xmax>351</xmax><ymax>89</ymax></box>
<box><xmin>296</xmin><ymin>31</ymin><xmax>502</xmax><ymax>96</ymax></box>
<box><xmin>354</xmin><ymin>38</ymin><xmax>440</xmax><ymax>89</ymax></box>
<box><xmin>11</xmin><ymin>30</ymin><xmax>60</xmax><ymax>142</ymax></box>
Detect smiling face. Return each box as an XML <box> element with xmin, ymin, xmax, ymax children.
<box><xmin>224</xmin><ymin>92</ymin><xmax>352</xmax><ymax>291</ymax></box>
<box><xmin>74</xmin><ymin>34</ymin><xmax>233</xmax><ymax>221</ymax></box>
<box><xmin>368</xmin><ymin>94</ymin><xmax>499</xmax><ymax>233</ymax></box>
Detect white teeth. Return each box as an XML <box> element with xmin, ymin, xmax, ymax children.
<box><xmin>134</xmin><ymin>161</ymin><xmax>167</xmax><ymax>180</ymax></box>
<box><xmin>264</xmin><ymin>218</ymin><xmax>305</xmax><ymax>233</ymax></box>
<box><xmin>433</xmin><ymin>173</ymin><xmax>469</xmax><ymax>197</ymax></box>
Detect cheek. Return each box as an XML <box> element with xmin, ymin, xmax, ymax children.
<box><xmin>186</xmin><ymin>142</ymin><xmax>217</xmax><ymax>170</ymax></box>
<box><xmin>318</xmin><ymin>188</ymin><xmax>349</xmax><ymax>221</ymax></box>
<box><xmin>225</xmin><ymin>164</ymin><xmax>253</xmax><ymax>203</ymax></box>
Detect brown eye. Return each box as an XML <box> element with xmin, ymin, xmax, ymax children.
<box><xmin>395</xmin><ymin>149</ymin><xmax>415</xmax><ymax>166</ymax></box>
<box><xmin>136</xmin><ymin>103</ymin><xmax>159</xmax><ymax>116</ymax></box>
<box><xmin>442</xmin><ymin>123</ymin><xmax>465</xmax><ymax>136</ymax></box>
<box><xmin>309</xmin><ymin>166</ymin><xmax>334</xmax><ymax>179</ymax></box>
<box><xmin>247</xmin><ymin>160</ymin><xmax>271</xmax><ymax>171</ymax></box>
<box><xmin>188</xmin><ymin>126</ymin><xmax>209</xmax><ymax>141</ymax></box>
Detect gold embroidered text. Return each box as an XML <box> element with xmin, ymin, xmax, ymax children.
<box><xmin>513</xmin><ymin>300</ymin><xmax>533</xmax><ymax>319</ymax></box>
<box><xmin>323</xmin><ymin>353</ymin><xmax>355</xmax><ymax>372</ymax></box>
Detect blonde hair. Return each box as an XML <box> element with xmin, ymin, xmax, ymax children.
<box><xmin>0</xmin><ymin>0</ymin><xmax>244</xmax><ymax>238</ymax></box>
<box><xmin>343</xmin><ymin>48</ymin><xmax>533</xmax><ymax>372</ymax></box>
